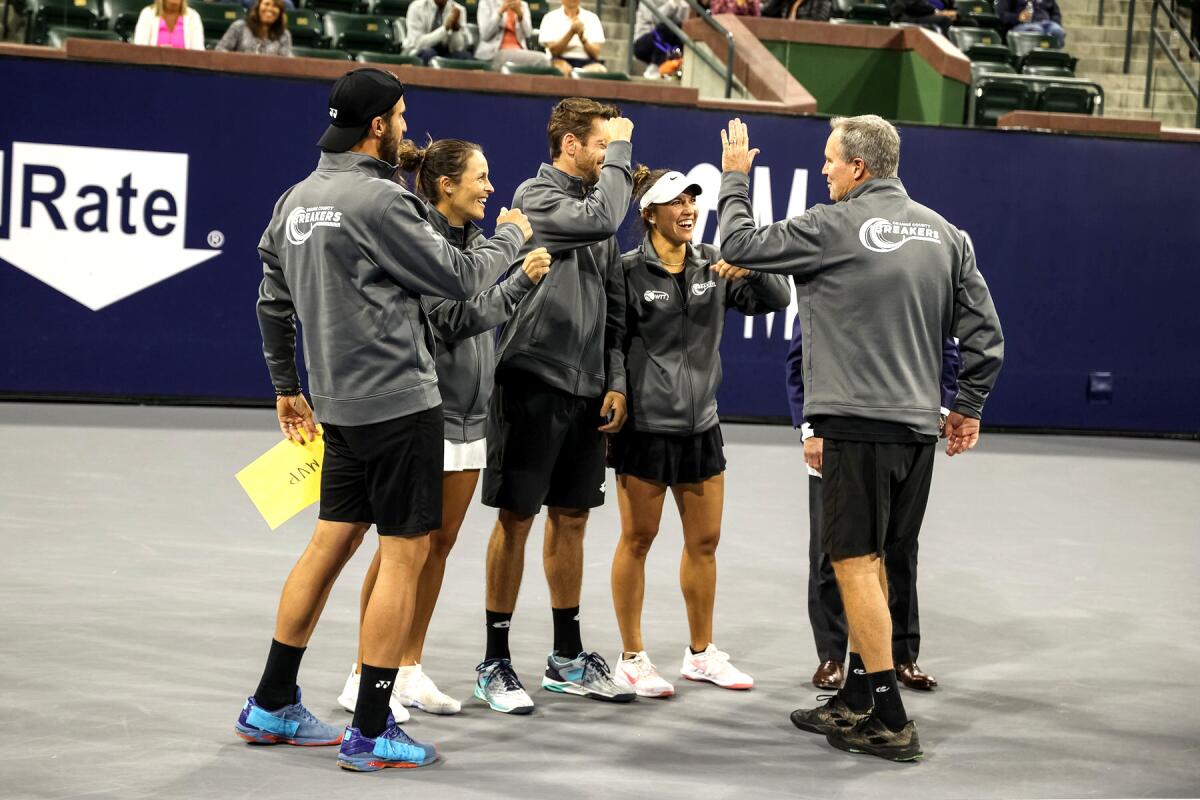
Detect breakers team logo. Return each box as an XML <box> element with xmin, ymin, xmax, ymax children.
<box><xmin>691</xmin><ymin>280</ymin><xmax>716</xmax><ymax>297</ymax></box>
<box><xmin>286</xmin><ymin>205</ymin><xmax>343</xmax><ymax>245</ymax></box>
<box><xmin>644</xmin><ymin>289</ymin><xmax>669</xmax><ymax>302</ymax></box>
<box><xmin>858</xmin><ymin>217</ymin><xmax>941</xmax><ymax>254</ymax></box>
<box><xmin>0</xmin><ymin>141</ymin><xmax>222</xmax><ymax>311</ymax></box>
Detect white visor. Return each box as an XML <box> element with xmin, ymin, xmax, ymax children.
<box><xmin>639</xmin><ymin>171</ymin><xmax>703</xmax><ymax>210</ymax></box>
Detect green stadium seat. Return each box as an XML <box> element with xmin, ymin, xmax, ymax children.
<box><xmin>571</xmin><ymin>68</ymin><xmax>630</xmax><ymax>80</ymax></box>
<box><xmin>305</xmin><ymin>0</ymin><xmax>364</xmax><ymax>13</ymax></box>
<box><xmin>972</xmin><ymin>77</ymin><xmax>1036</xmax><ymax>126</ymax></box>
<box><xmin>355</xmin><ymin>49</ymin><xmax>421</xmax><ymax>63</ymax></box>
<box><xmin>499</xmin><ymin>61</ymin><xmax>561</xmax><ymax>75</ymax></box>
<box><xmin>369</xmin><ymin>0</ymin><xmax>412</xmax><ymax>17</ymax></box>
<box><xmin>322</xmin><ymin>11</ymin><xmax>399</xmax><ymax>53</ymax></box>
<box><xmin>101</xmin><ymin>0</ymin><xmax>145</xmax><ymax>41</ymax></box>
<box><xmin>956</xmin><ymin>0</ymin><xmax>1001</xmax><ymax>29</ymax></box>
<box><xmin>526</xmin><ymin>0</ymin><xmax>547</xmax><ymax>26</ymax></box>
<box><xmin>46</xmin><ymin>24</ymin><xmax>120</xmax><ymax>45</ymax></box>
<box><xmin>429</xmin><ymin>55</ymin><xmax>490</xmax><ymax>69</ymax></box>
<box><xmin>970</xmin><ymin>60</ymin><xmax>1015</xmax><ymax>82</ymax></box>
<box><xmin>292</xmin><ymin>44</ymin><xmax>353</xmax><ymax>57</ymax></box>
<box><xmin>193</xmin><ymin>1</ymin><xmax>244</xmax><ymax>47</ymax></box>
<box><xmin>288</xmin><ymin>8</ymin><xmax>326</xmax><ymax>46</ymax></box>
<box><xmin>461</xmin><ymin>0</ymin><xmax>478</xmax><ymax>21</ymax></box>
<box><xmin>831</xmin><ymin>0</ymin><xmax>892</xmax><ymax>24</ymax></box>
<box><xmin>948</xmin><ymin>26</ymin><xmax>1002</xmax><ymax>55</ymax></box>
<box><xmin>25</xmin><ymin>0</ymin><xmax>102</xmax><ymax>45</ymax></box>
<box><xmin>1036</xmin><ymin>83</ymin><xmax>1098</xmax><ymax>115</ymax></box>
<box><xmin>1022</xmin><ymin>63</ymin><xmax>1074</xmax><ymax>77</ymax></box>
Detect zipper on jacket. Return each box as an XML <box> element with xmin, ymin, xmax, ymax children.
<box><xmin>680</xmin><ymin>269</ymin><xmax>696</xmax><ymax>433</ymax></box>
<box><xmin>466</xmin><ymin>336</ymin><xmax>482</xmax><ymax>435</ymax></box>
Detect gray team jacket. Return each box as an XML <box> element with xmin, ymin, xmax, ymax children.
<box><xmin>717</xmin><ymin>173</ymin><xmax>1004</xmax><ymax>437</ymax></box>
<box><xmin>494</xmin><ymin>140</ymin><xmax>632</xmax><ymax>398</ymax></box>
<box><xmin>257</xmin><ymin>151</ymin><xmax>525</xmax><ymax>427</ymax></box>
<box><xmin>622</xmin><ymin>237</ymin><xmax>791</xmax><ymax>434</ymax></box>
<box><xmin>421</xmin><ymin>207</ymin><xmax>536</xmax><ymax>443</ymax></box>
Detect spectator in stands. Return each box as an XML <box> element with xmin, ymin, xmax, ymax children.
<box><xmin>539</xmin><ymin>0</ymin><xmax>607</xmax><ymax>75</ymax></box>
<box><xmin>996</xmin><ymin>0</ymin><xmax>1064</xmax><ymax>46</ymax></box>
<box><xmin>132</xmin><ymin>0</ymin><xmax>205</xmax><ymax>49</ymax></box>
<box><xmin>239</xmin><ymin>0</ymin><xmax>293</xmax><ymax>8</ymax></box>
<box><xmin>217</xmin><ymin>0</ymin><xmax>292</xmax><ymax>55</ymax></box>
<box><xmin>786</xmin><ymin>0</ymin><xmax>831</xmax><ymax>20</ymax></box>
<box><xmin>889</xmin><ymin>0</ymin><xmax>955</xmax><ymax>35</ymax></box>
<box><xmin>477</xmin><ymin>0</ymin><xmax>551</xmax><ymax>67</ymax></box>
<box><xmin>633</xmin><ymin>0</ymin><xmax>688</xmax><ymax>78</ymax></box>
<box><xmin>405</xmin><ymin>0</ymin><xmax>475</xmax><ymax>64</ymax></box>
<box><xmin>709</xmin><ymin>0</ymin><xmax>761</xmax><ymax>16</ymax></box>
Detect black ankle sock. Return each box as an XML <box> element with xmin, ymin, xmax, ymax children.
<box><xmin>551</xmin><ymin>606</ymin><xmax>582</xmax><ymax>659</ymax></box>
<box><xmin>253</xmin><ymin>639</ymin><xmax>305</xmax><ymax>711</ymax></box>
<box><xmin>352</xmin><ymin>664</ymin><xmax>398</xmax><ymax>739</ymax></box>
<box><xmin>690</xmin><ymin>644</ymin><xmax>707</xmax><ymax>655</ymax></box>
<box><xmin>867</xmin><ymin>669</ymin><xmax>909</xmax><ymax>732</ymax></box>
<box><xmin>485</xmin><ymin>610</ymin><xmax>513</xmax><ymax>662</ymax></box>
<box><xmin>838</xmin><ymin>653</ymin><xmax>871</xmax><ymax>712</ymax></box>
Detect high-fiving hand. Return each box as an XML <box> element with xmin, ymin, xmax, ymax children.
<box><xmin>721</xmin><ymin>118</ymin><xmax>760</xmax><ymax>174</ymax></box>
<box><xmin>710</xmin><ymin>259</ymin><xmax>751</xmax><ymax>280</ymax></box>
<box><xmin>602</xmin><ymin>116</ymin><xmax>635</xmax><ymax>144</ymax></box>
<box><xmin>497</xmin><ymin>207</ymin><xmax>533</xmax><ymax>241</ymax></box>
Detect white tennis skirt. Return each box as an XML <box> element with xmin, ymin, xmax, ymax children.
<box><xmin>444</xmin><ymin>438</ymin><xmax>487</xmax><ymax>472</ymax></box>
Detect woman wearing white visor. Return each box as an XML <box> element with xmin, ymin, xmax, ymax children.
<box><xmin>609</xmin><ymin>167</ymin><xmax>790</xmax><ymax>697</ymax></box>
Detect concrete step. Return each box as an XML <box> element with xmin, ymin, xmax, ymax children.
<box><xmin>1104</xmin><ymin>87</ymin><xmax>1199</xmax><ymax>111</ymax></box>
<box><xmin>1077</xmin><ymin>51</ymin><xmax>1200</xmax><ymax>75</ymax></box>
<box><xmin>1093</xmin><ymin>70</ymin><xmax>1199</xmax><ymax>91</ymax></box>
<box><xmin>1067</xmin><ymin>24</ymin><xmax>1150</xmax><ymax>45</ymax></box>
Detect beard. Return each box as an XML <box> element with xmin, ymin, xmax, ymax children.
<box><xmin>576</xmin><ymin>151</ymin><xmax>602</xmax><ymax>187</ymax></box>
<box><xmin>379</xmin><ymin>122</ymin><xmax>403</xmax><ymax>166</ymax></box>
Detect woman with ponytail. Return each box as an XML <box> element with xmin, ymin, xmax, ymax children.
<box><xmin>337</xmin><ymin>139</ymin><xmax>552</xmax><ymax>719</ymax></box>
<box><xmin>608</xmin><ymin>165</ymin><xmax>790</xmax><ymax>698</ymax></box>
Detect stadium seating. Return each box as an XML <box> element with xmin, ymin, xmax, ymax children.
<box><xmin>1007</xmin><ymin>30</ymin><xmax>1076</xmax><ymax>72</ymax></box>
<box><xmin>831</xmin><ymin>0</ymin><xmax>892</xmax><ymax>25</ymax></box>
<box><xmin>370</xmin><ymin>0</ymin><xmax>413</xmax><ymax>17</ymax></box>
<box><xmin>461</xmin><ymin>0</ymin><xmax>478</xmax><ymax>22</ymax></box>
<box><xmin>526</xmin><ymin>0</ymin><xmax>547</xmax><ymax>26</ymax></box>
<box><xmin>322</xmin><ymin>11</ymin><xmax>399</xmax><ymax>53</ymax></box>
<box><xmin>192</xmin><ymin>1</ymin><xmax>244</xmax><ymax>48</ymax></box>
<box><xmin>46</xmin><ymin>25</ymin><xmax>121</xmax><ymax>46</ymax></box>
<box><xmin>355</xmin><ymin>50</ymin><xmax>422</xmax><ymax>63</ymax></box>
<box><xmin>970</xmin><ymin>60</ymin><xmax>1015</xmax><ymax>82</ymax></box>
<box><xmin>101</xmin><ymin>0</ymin><xmax>145</xmax><ymax>41</ymax></box>
<box><xmin>429</xmin><ymin>55</ymin><xmax>490</xmax><ymax>68</ymax></box>
<box><xmin>956</xmin><ymin>0</ymin><xmax>1001</xmax><ymax>30</ymax></box>
<box><xmin>1037</xmin><ymin>83</ymin><xmax>1099</xmax><ymax>114</ymax></box>
<box><xmin>1022</xmin><ymin>63</ymin><xmax>1074</xmax><ymax>77</ymax></box>
<box><xmin>304</xmin><ymin>0</ymin><xmax>366</xmax><ymax>14</ymax></box>
<box><xmin>292</xmin><ymin>44</ymin><xmax>354</xmax><ymax>57</ymax></box>
<box><xmin>971</xmin><ymin>77</ymin><xmax>1036</xmax><ymax>125</ymax></box>
<box><xmin>948</xmin><ymin>27</ymin><xmax>1010</xmax><ymax>64</ymax></box>
<box><xmin>571</xmin><ymin>67</ymin><xmax>629</xmax><ymax>79</ymax></box>
<box><xmin>288</xmin><ymin>8</ymin><xmax>327</xmax><ymax>47</ymax></box>
<box><xmin>500</xmin><ymin>61</ymin><xmax>562</xmax><ymax>75</ymax></box>
<box><xmin>24</xmin><ymin>0</ymin><xmax>102</xmax><ymax>45</ymax></box>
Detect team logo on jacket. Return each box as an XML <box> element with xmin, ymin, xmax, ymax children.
<box><xmin>644</xmin><ymin>289</ymin><xmax>670</xmax><ymax>302</ymax></box>
<box><xmin>286</xmin><ymin>205</ymin><xmax>343</xmax><ymax>245</ymax></box>
<box><xmin>691</xmin><ymin>280</ymin><xmax>716</xmax><ymax>297</ymax></box>
<box><xmin>858</xmin><ymin>218</ymin><xmax>941</xmax><ymax>253</ymax></box>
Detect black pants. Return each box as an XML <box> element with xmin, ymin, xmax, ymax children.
<box><xmin>633</xmin><ymin>23</ymin><xmax>682</xmax><ymax>65</ymax></box>
<box><xmin>807</xmin><ymin>476</ymin><xmax>921</xmax><ymax>664</ymax></box>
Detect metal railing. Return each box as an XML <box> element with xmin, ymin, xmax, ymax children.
<box><xmin>1123</xmin><ymin>0</ymin><xmax>1200</xmax><ymax>127</ymax></box>
<box><xmin>622</xmin><ymin>0</ymin><xmax>735</xmax><ymax>97</ymax></box>
<box><xmin>967</xmin><ymin>73</ymin><xmax>1107</xmax><ymax>125</ymax></box>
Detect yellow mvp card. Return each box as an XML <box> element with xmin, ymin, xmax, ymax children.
<box><xmin>236</xmin><ymin>430</ymin><xmax>324</xmax><ymax>530</ymax></box>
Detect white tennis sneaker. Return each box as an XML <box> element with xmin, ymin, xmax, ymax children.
<box><xmin>474</xmin><ymin>658</ymin><xmax>535</xmax><ymax>714</ymax></box>
<box><xmin>336</xmin><ymin>663</ymin><xmax>411</xmax><ymax>722</ymax></box>
<box><xmin>394</xmin><ymin>666</ymin><xmax>462</xmax><ymax>715</ymax></box>
<box><xmin>679</xmin><ymin>644</ymin><xmax>754</xmax><ymax>690</ymax></box>
<box><xmin>615</xmin><ymin>651</ymin><xmax>675</xmax><ymax>698</ymax></box>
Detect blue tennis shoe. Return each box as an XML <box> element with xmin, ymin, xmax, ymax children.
<box><xmin>337</xmin><ymin>713</ymin><xmax>438</xmax><ymax>771</ymax></box>
<box><xmin>235</xmin><ymin>688</ymin><xmax>344</xmax><ymax>746</ymax></box>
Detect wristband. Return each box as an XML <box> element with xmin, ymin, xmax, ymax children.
<box><xmin>274</xmin><ymin>387</ymin><xmax>302</xmax><ymax>397</ymax></box>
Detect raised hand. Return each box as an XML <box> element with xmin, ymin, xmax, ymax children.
<box><xmin>497</xmin><ymin>206</ymin><xmax>533</xmax><ymax>242</ymax></box>
<box><xmin>602</xmin><ymin>116</ymin><xmax>635</xmax><ymax>144</ymax></box>
<box><xmin>943</xmin><ymin>411</ymin><xmax>981</xmax><ymax>456</ymax></box>
<box><xmin>710</xmin><ymin>259</ymin><xmax>751</xmax><ymax>280</ymax></box>
<box><xmin>721</xmin><ymin>117</ymin><xmax>760</xmax><ymax>174</ymax></box>
<box><xmin>521</xmin><ymin>247</ymin><xmax>552</xmax><ymax>284</ymax></box>
<box><xmin>276</xmin><ymin>393</ymin><xmax>318</xmax><ymax>443</ymax></box>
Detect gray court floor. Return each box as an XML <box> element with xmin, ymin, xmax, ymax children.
<box><xmin>0</xmin><ymin>402</ymin><xmax>1198</xmax><ymax>799</ymax></box>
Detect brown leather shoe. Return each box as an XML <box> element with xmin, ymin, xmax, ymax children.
<box><xmin>811</xmin><ymin>660</ymin><xmax>845</xmax><ymax>690</ymax></box>
<box><xmin>895</xmin><ymin>661</ymin><xmax>938</xmax><ymax>690</ymax></box>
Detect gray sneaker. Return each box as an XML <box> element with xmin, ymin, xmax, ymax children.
<box><xmin>826</xmin><ymin>716</ymin><xmax>923</xmax><ymax>762</ymax></box>
<box><xmin>542</xmin><ymin>652</ymin><xmax>635</xmax><ymax>702</ymax></box>
<box><xmin>790</xmin><ymin>694</ymin><xmax>871</xmax><ymax>736</ymax></box>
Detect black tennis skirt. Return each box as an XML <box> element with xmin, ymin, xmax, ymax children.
<box><xmin>608</xmin><ymin>424</ymin><xmax>726</xmax><ymax>485</ymax></box>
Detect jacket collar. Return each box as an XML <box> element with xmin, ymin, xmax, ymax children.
<box><xmin>843</xmin><ymin>177</ymin><xmax>908</xmax><ymax>202</ymax></box>
<box><xmin>537</xmin><ymin>163</ymin><xmax>588</xmax><ymax>199</ymax></box>
<box><xmin>317</xmin><ymin>150</ymin><xmax>397</xmax><ymax>179</ymax></box>
<box><xmin>426</xmin><ymin>204</ymin><xmax>481</xmax><ymax>248</ymax></box>
<box><xmin>639</xmin><ymin>234</ymin><xmax>705</xmax><ymax>276</ymax></box>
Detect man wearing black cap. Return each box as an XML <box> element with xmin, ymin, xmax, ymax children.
<box><xmin>234</xmin><ymin>68</ymin><xmax>533</xmax><ymax>772</ymax></box>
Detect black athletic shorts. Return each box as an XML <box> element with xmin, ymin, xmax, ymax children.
<box><xmin>482</xmin><ymin>370</ymin><xmax>607</xmax><ymax>516</ymax></box>
<box><xmin>319</xmin><ymin>405</ymin><xmax>443</xmax><ymax>536</ymax></box>
<box><xmin>608</xmin><ymin>424</ymin><xmax>726</xmax><ymax>485</ymax></box>
<box><xmin>820</xmin><ymin>438</ymin><xmax>935</xmax><ymax>558</ymax></box>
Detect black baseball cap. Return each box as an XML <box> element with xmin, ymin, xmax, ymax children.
<box><xmin>318</xmin><ymin>68</ymin><xmax>405</xmax><ymax>152</ymax></box>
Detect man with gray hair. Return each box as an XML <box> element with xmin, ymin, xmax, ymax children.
<box><xmin>716</xmin><ymin>115</ymin><xmax>1004</xmax><ymax>762</ymax></box>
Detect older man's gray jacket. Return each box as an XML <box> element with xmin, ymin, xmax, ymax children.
<box><xmin>717</xmin><ymin>173</ymin><xmax>1004</xmax><ymax>437</ymax></box>
<box><xmin>256</xmin><ymin>151</ymin><xmax>524</xmax><ymax>427</ymax></box>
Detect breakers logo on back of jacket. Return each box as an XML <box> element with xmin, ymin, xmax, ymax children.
<box><xmin>858</xmin><ymin>217</ymin><xmax>941</xmax><ymax>253</ymax></box>
<box><xmin>286</xmin><ymin>206</ymin><xmax>344</xmax><ymax>245</ymax></box>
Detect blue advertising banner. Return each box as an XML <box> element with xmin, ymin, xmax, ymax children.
<box><xmin>1</xmin><ymin>56</ymin><xmax>1198</xmax><ymax>434</ymax></box>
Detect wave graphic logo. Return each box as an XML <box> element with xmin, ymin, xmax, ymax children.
<box><xmin>286</xmin><ymin>205</ymin><xmax>343</xmax><ymax>245</ymax></box>
<box><xmin>858</xmin><ymin>218</ymin><xmax>941</xmax><ymax>254</ymax></box>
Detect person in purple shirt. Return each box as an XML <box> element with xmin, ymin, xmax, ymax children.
<box><xmin>996</xmin><ymin>0</ymin><xmax>1065</xmax><ymax>47</ymax></box>
<box><xmin>785</xmin><ymin>326</ymin><xmax>960</xmax><ymax>692</ymax></box>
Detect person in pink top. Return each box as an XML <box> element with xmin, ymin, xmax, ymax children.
<box><xmin>709</xmin><ymin>0</ymin><xmax>761</xmax><ymax>14</ymax></box>
<box><xmin>132</xmin><ymin>0</ymin><xmax>206</xmax><ymax>49</ymax></box>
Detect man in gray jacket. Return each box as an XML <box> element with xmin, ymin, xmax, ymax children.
<box><xmin>236</xmin><ymin>68</ymin><xmax>532</xmax><ymax>772</ymax></box>
<box><xmin>717</xmin><ymin>115</ymin><xmax>1003</xmax><ymax>762</ymax></box>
